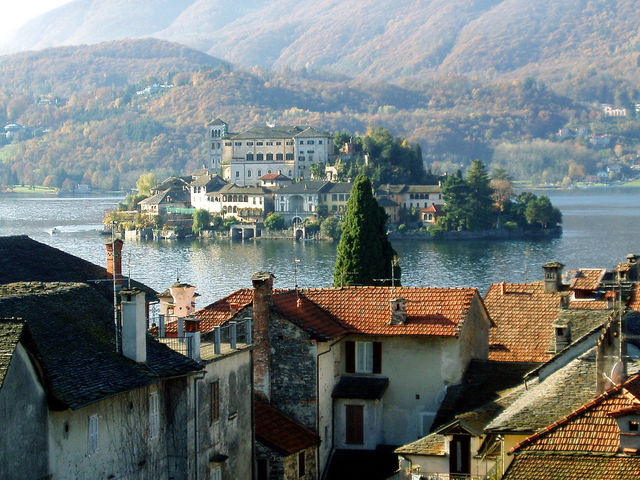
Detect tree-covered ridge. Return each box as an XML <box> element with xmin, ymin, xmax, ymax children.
<box><xmin>4</xmin><ymin>0</ymin><xmax>640</xmax><ymax>89</ymax></box>
<box><xmin>0</xmin><ymin>39</ymin><xmax>638</xmax><ymax>190</ymax></box>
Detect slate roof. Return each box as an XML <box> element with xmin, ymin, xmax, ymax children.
<box><xmin>431</xmin><ymin>359</ymin><xmax>539</xmax><ymax>431</ymax></box>
<box><xmin>0</xmin><ymin>318</ymin><xmax>24</xmax><ymax>390</ymax></box>
<box><xmin>191</xmin><ymin>174</ymin><xmax>227</xmax><ymax>189</ymax></box>
<box><xmin>207</xmin><ymin>118</ymin><xmax>227</xmax><ymax>126</ymax></box>
<box><xmin>0</xmin><ymin>282</ymin><xmax>201</xmax><ymax>410</ymax></box>
<box><xmin>275</xmin><ymin>181</ymin><xmax>330</xmax><ymax>195</ymax></box>
<box><xmin>395</xmin><ymin>434</ymin><xmax>447</xmax><ymax>456</ymax></box>
<box><xmin>254</xmin><ymin>397</ymin><xmax>320</xmax><ymax>455</ymax></box>
<box><xmin>332</xmin><ymin>376</ymin><xmax>389</xmax><ymax>399</ymax></box>
<box><xmin>216</xmin><ymin>184</ymin><xmax>270</xmax><ymax>195</ymax></box>
<box><xmin>377</xmin><ymin>197</ymin><xmax>399</xmax><ymax>208</ymax></box>
<box><xmin>503</xmin><ymin>376</ymin><xmax>640</xmax><ymax>480</ymax></box>
<box><xmin>0</xmin><ymin>235</ymin><xmax>156</xmax><ymax>303</ymax></box>
<box><xmin>570</xmin><ymin>268</ymin><xmax>607</xmax><ymax>291</ymax></box>
<box><xmin>509</xmin><ymin>375</ymin><xmax>640</xmax><ymax>454</ymax></box>
<box><xmin>293</xmin><ymin>126</ymin><xmax>330</xmax><ymax>138</ymax></box>
<box><xmin>138</xmin><ymin>187</ymin><xmax>190</xmax><ymax>206</ymax></box>
<box><xmin>486</xmin><ymin>348</ymin><xmax>640</xmax><ymax>434</ymax></box>
<box><xmin>231</xmin><ymin>125</ymin><xmax>306</xmax><ymax>140</ymax></box>
<box><xmin>323</xmin><ymin>182</ymin><xmax>353</xmax><ymax>194</ymax></box>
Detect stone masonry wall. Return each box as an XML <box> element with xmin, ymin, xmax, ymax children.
<box><xmin>269</xmin><ymin>311</ymin><xmax>318</xmax><ymax>431</ymax></box>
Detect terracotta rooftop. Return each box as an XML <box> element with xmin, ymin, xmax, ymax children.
<box><xmin>502</xmin><ymin>376</ymin><xmax>640</xmax><ymax>479</ymax></box>
<box><xmin>300</xmin><ymin>286</ymin><xmax>487</xmax><ymax>337</ymax></box>
<box><xmin>628</xmin><ymin>283</ymin><xmax>640</xmax><ymax>312</ymax></box>
<box><xmin>509</xmin><ymin>375</ymin><xmax>640</xmax><ymax>454</ymax></box>
<box><xmin>485</xmin><ymin>282</ymin><xmax>562</xmax><ymax>362</ymax></box>
<box><xmin>254</xmin><ymin>397</ymin><xmax>320</xmax><ymax>455</ymax></box>
<box><xmin>570</xmin><ymin>268</ymin><xmax>607</xmax><ymax>291</ymax></box>
<box><xmin>485</xmin><ymin>281</ymin><xmax>611</xmax><ymax>363</ymax></box>
<box><xmin>195</xmin><ymin>286</ymin><xmax>488</xmax><ymax>339</ymax></box>
<box><xmin>503</xmin><ymin>454</ymin><xmax>640</xmax><ymax>480</ymax></box>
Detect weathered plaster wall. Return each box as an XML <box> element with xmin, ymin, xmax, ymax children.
<box><xmin>335</xmin><ymin>336</ymin><xmax>461</xmax><ymax>446</ymax></box>
<box><xmin>333</xmin><ymin>398</ymin><xmax>384</xmax><ymax>450</ymax></box>
<box><xmin>270</xmin><ymin>312</ymin><xmax>317</xmax><ymax>430</ymax></box>
<box><xmin>0</xmin><ymin>343</ymin><xmax>49</xmax><ymax>480</ymax></box>
<box><xmin>48</xmin><ymin>378</ymin><xmax>191</xmax><ymax>480</ymax></box>
<box><xmin>402</xmin><ymin>453</ymin><xmax>449</xmax><ymax>477</ymax></box>
<box><xmin>457</xmin><ymin>296</ymin><xmax>491</xmax><ymax>371</ymax></box>
<box><xmin>198</xmin><ymin>348</ymin><xmax>253</xmax><ymax>480</ymax></box>
<box><xmin>317</xmin><ymin>340</ymin><xmax>339</xmax><ymax>475</ymax></box>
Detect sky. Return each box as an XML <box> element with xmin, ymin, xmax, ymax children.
<box><xmin>0</xmin><ymin>0</ymin><xmax>73</xmax><ymax>42</ymax></box>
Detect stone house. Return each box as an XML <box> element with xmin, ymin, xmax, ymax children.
<box><xmin>0</xmin><ymin>283</ymin><xmax>202</xmax><ymax>480</ymax></box>
<box><xmin>195</xmin><ymin>272</ymin><xmax>493</xmax><ymax>477</ymax></box>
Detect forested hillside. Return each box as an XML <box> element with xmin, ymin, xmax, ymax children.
<box><xmin>0</xmin><ymin>39</ymin><xmax>637</xmax><ymax>190</ymax></box>
<box><xmin>3</xmin><ymin>0</ymin><xmax>640</xmax><ymax>88</ymax></box>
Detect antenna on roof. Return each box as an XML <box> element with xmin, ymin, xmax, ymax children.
<box><xmin>294</xmin><ymin>259</ymin><xmax>300</xmax><ymax>291</ymax></box>
<box><xmin>127</xmin><ymin>253</ymin><xmax>134</xmax><ymax>290</ymax></box>
<box><xmin>373</xmin><ymin>257</ymin><xmax>400</xmax><ymax>289</ymax></box>
<box><xmin>111</xmin><ymin>221</ymin><xmax>120</xmax><ymax>354</ymax></box>
<box><xmin>176</xmin><ymin>268</ymin><xmax>180</xmax><ymax>283</ymax></box>
<box><xmin>519</xmin><ymin>249</ymin><xmax>529</xmax><ymax>282</ymax></box>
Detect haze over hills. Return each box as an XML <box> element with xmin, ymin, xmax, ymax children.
<box><xmin>2</xmin><ymin>0</ymin><xmax>639</xmax><ymax>84</ymax></box>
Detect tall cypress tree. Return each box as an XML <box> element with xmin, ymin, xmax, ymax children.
<box><xmin>333</xmin><ymin>174</ymin><xmax>401</xmax><ymax>287</ymax></box>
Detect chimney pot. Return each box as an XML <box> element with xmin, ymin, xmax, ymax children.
<box><xmin>500</xmin><ymin>282</ymin><xmax>506</xmax><ymax>295</ymax></box>
<box><xmin>390</xmin><ymin>298</ymin><xmax>408</xmax><ymax>325</ymax></box>
<box><xmin>251</xmin><ymin>271</ymin><xmax>275</xmax><ymax>399</ymax></box>
<box><xmin>120</xmin><ymin>288</ymin><xmax>146</xmax><ymax>363</ymax></box>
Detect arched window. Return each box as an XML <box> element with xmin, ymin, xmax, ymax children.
<box><xmin>258</xmin><ymin>170</ymin><xmax>262</xmax><ymax>177</ymax></box>
<box><xmin>256</xmin><ymin>153</ymin><xmax>264</xmax><ymax>161</ymax></box>
<box><xmin>266</xmin><ymin>153</ymin><xmax>273</xmax><ymax>161</ymax></box>
<box><xmin>246</xmin><ymin>153</ymin><xmax>253</xmax><ymax>161</ymax></box>
<box><xmin>247</xmin><ymin>170</ymin><xmax>252</xmax><ymax>177</ymax></box>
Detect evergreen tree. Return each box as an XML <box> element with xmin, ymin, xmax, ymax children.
<box><xmin>333</xmin><ymin>175</ymin><xmax>401</xmax><ymax>287</ymax></box>
<box><xmin>466</xmin><ymin>160</ymin><xmax>495</xmax><ymax>230</ymax></box>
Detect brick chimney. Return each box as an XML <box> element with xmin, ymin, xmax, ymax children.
<box><xmin>390</xmin><ymin>298</ymin><xmax>408</xmax><ymax>325</ymax></box>
<box><xmin>120</xmin><ymin>288</ymin><xmax>146</xmax><ymax>363</ymax></box>
<box><xmin>542</xmin><ymin>261</ymin><xmax>564</xmax><ymax>293</ymax></box>
<box><xmin>105</xmin><ymin>238</ymin><xmax>124</xmax><ymax>287</ymax></box>
<box><xmin>252</xmin><ymin>271</ymin><xmax>275</xmax><ymax>399</ymax></box>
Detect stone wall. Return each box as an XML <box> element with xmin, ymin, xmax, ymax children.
<box><xmin>256</xmin><ymin>441</ymin><xmax>285</xmax><ymax>480</ymax></box>
<box><xmin>283</xmin><ymin>446</ymin><xmax>317</xmax><ymax>480</ymax></box>
<box><xmin>270</xmin><ymin>312</ymin><xmax>318</xmax><ymax>430</ymax></box>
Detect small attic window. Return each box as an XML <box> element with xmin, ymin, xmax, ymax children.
<box><xmin>630</xmin><ymin>421</ymin><xmax>639</xmax><ymax>432</ymax></box>
<box><xmin>556</xmin><ymin>327</ymin><xmax>565</xmax><ymax>337</ymax></box>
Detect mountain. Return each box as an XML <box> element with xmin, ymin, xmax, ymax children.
<box><xmin>2</xmin><ymin>0</ymin><xmax>639</xmax><ymax>85</ymax></box>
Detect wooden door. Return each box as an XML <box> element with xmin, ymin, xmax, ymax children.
<box><xmin>345</xmin><ymin>404</ymin><xmax>364</xmax><ymax>445</ymax></box>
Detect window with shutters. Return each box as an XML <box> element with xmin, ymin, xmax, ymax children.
<box><xmin>346</xmin><ymin>341</ymin><xmax>381</xmax><ymax>374</ymax></box>
<box><xmin>211</xmin><ymin>380</ymin><xmax>220</xmax><ymax>423</ymax></box>
<box><xmin>149</xmin><ymin>392</ymin><xmax>159</xmax><ymax>438</ymax></box>
<box><xmin>88</xmin><ymin>414</ymin><xmax>98</xmax><ymax>455</ymax></box>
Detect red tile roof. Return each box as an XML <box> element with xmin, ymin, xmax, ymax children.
<box><xmin>254</xmin><ymin>397</ymin><xmax>320</xmax><ymax>455</ymax></box>
<box><xmin>194</xmin><ymin>286</ymin><xmax>488</xmax><ymax>339</ymax></box>
<box><xmin>511</xmin><ymin>375</ymin><xmax>640</xmax><ymax>454</ymax></box>
<box><xmin>570</xmin><ymin>268</ymin><xmax>606</xmax><ymax>291</ymax></box>
<box><xmin>301</xmin><ymin>286</ymin><xmax>486</xmax><ymax>337</ymax></box>
<box><xmin>485</xmin><ymin>282</ymin><xmax>562</xmax><ymax>363</ymax></box>
<box><xmin>503</xmin><ymin>376</ymin><xmax>640</xmax><ymax>480</ymax></box>
<box><xmin>485</xmin><ymin>281</ymin><xmax>611</xmax><ymax>363</ymax></box>
<box><xmin>628</xmin><ymin>284</ymin><xmax>640</xmax><ymax>312</ymax></box>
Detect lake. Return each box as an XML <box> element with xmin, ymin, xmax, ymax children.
<box><xmin>0</xmin><ymin>187</ymin><xmax>638</xmax><ymax>308</ymax></box>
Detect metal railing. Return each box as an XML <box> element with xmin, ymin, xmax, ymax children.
<box><xmin>409</xmin><ymin>473</ymin><xmax>489</xmax><ymax>480</ymax></box>
<box><xmin>149</xmin><ymin>315</ymin><xmax>251</xmax><ymax>361</ymax></box>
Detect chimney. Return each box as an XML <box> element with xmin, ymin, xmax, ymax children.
<box><xmin>553</xmin><ymin>321</ymin><xmax>570</xmax><ymax>352</ymax></box>
<box><xmin>559</xmin><ymin>292</ymin><xmax>570</xmax><ymax>309</ymax></box>
<box><xmin>105</xmin><ymin>238</ymin><xmax>124</xmax><ymax>287</ymax></box>
<box><xmin>252</xmin><ymin>271</ymin><xmax>275</xmax><ymax>399</ymax></box>
<box><xmin>390</xmin><ymin>298</ymin><xmax>408</xmax><ymax>325</ymax></box>
<box><xmin>627</xmin><ymin>254</ymin><xmax>640</xmax><ymax>281</ymax></box>
<box><xmin>120</xmin><ymin>288</ymin><xmax>146</xmax><ymax>363</ymax></box>
<box><xmin>500</xmin><ymin>282</ymin><xmax>506</xmax><ymax>296</ymax></box>
<box><xmin>542</xmin><ymin>261</ymin><xmax>564</xmax><ymax>293</ymax></box>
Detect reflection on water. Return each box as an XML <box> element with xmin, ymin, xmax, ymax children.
<box><xmin>0</xmin><ymin>188</ymin><xmax>639</xmax><ymax>307</ymax></box>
